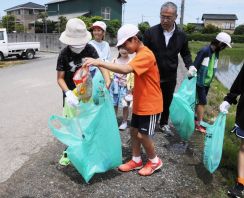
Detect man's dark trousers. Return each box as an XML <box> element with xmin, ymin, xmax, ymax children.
<box><xmin>160</xmin><ymin>81</ymin><xmax>176</xmax><ymax>126</ymax></box>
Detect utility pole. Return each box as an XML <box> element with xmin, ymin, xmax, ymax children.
<box><xmin>180</xmin><ymin>0</ymin><xmax>185</xmax><ymax>29</ymax></box>
<box><xmin>141</xmin><ymin>15</ymin><xmax>144</xmax><ymax>23</ymax></box>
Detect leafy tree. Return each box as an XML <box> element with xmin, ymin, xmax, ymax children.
<box><xmin>55</xmin><ymin>16</ymin><xmax>67</xmax><ymax>33</ymax></box>
<box><xmin>202</xmin><ymin>24</ymin><xmax>221</xmax><ymax>34</ymax></box>
<box><xmin>183</xmin><ymin>23</ymin><xmax>196</xmax><ymax>34</ymax></box>
<box><xmin>106</xmin><ymin>19</ymin><xmax>121</xmax><ymax>37</ymax></box>
<box><xmin>138</xmin><ymin>21</ymin><xmax>150</xmax><ymax>35</ymax></box>
<box><xmin>234</xmin><ymin>25</ymin><xmax>244</xmax><ymax>35</ymax></box>
<box><xmin>15</xmin><ymin>23</ymin><xmax>24</xmax><ymax>32</ymax></box>
<box><xmin>2</xmin><ymin>15</ymin><xmax>16</xmax><ymax>33</ymax></box>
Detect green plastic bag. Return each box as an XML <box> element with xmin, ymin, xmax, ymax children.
<box><xmin>169</xmin><ymin>77</ymin><xmax>196</xmax><ymax>141</ymax></box>
<box><xmin>48</xmin><ymin>69</ymin><xmax>122</xmax><ymax>182</ymax></box>
<box><xmin>201</xmin><ymin>112</ymin><xmax>226</xmax><ymax>173</ymax></box>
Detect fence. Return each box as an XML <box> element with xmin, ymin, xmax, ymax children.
<box><xmin>7</xmin><ymin>33</ymin><xmax>117</xmax><ymax>53</ymax></box>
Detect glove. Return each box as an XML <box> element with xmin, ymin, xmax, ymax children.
<box><xmin>219</xmin><ymin>101</ymin><xmax>230</xmax><ymax>114</ymax></box>
<box><xmin>65</xmin><ymin>90</ymin><xmax>79</xmax><ymax>108</ymax></box>
<box><xmin>187</xmin><ymin>66</ymin><xmax>197</xmax><ymax>77</ymax></box>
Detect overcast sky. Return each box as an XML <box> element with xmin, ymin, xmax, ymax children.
<box><xmin>1</xmin><ymin>0</ymin><xmax>244</xmax><ymax>26</ymax></box>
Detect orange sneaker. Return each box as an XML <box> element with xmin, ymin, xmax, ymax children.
<box><xmin>118</xmin><ymin>160</ymin><xmax>143</xmax><ymax>172</ymax></box>
<box><xmin>138</xmin><ymin>158</ymin><xmax>163</xmax><ymax>176</ymax></box>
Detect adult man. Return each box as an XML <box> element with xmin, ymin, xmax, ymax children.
<box><xmin>144</xmin><ymin>1</ymin><xmax>196</xmax><ymax>135</ymax></box>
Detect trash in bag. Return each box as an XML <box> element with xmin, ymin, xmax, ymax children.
<box><xmin>169</xmin><ymin>77</ymin><xmax>197</xmax><ymax>141</ymax></box>
<box><xmin>48</xmin><ymin>69</ymin><xmax>122</xmax><ymax>183</ymax></box>
<box><xmin>73</xmin><ymin>66</ymin><xmax>93</xmax><ymax>103</ymax></box>
<box><xmin>201</xmin><ymin>112</ymin><xmax>226</xmax><ymax>173</ymax></box>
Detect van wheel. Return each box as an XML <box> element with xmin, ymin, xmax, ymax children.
<box><xmin>26</xmin><ymin>50</ymin><xmax>35</xmax><ymax>59</ymax></box>
<box><xmin>0</xmin><ymin>53</ymin><xmax>4</xmax><ymax>61</ymax></box>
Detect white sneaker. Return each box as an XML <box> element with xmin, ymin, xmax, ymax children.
<box><xmin>119</xmin><ymin>121</ymin><xmax>127</xmax><ymax>130</ymax></box>
<box><xmin>159</xmin><ymin>124</ymin><xmax>174</xmax><ymax>136</ymax></box>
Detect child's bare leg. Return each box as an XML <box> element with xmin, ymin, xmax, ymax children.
<box><xmin>196</xmin><ymin>104</ymin><xmax>205</xmax><ymax>121</ymax></box>
<box><xmin>238</xmin><ymin>140</ymin><xmax>244</xmax><ymax>179</ymax></box>
<box><xmin>130</xmin><ymin>127</ymin><xmax>141</xmax><ymax>157</ymax></box>
<box><xmin>122</xmin><ymin>106</ymin><xmax>129</xmax><ymax>122</ymax></box>
<box><xmin>138</xmin><ymin>133</ymin><xmax>156</xmax><ymax>159</ymax></box>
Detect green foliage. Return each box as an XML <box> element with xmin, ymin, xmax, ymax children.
<box><xmin>183</xmin><ymin>23</ymin><xmax>196</xmax><ymax>34</ymax></box>
<box><xmin>187</xmin><ymin>33</ymin><xmax>216</xmax><ymax>42</ymax></box>
<box><xmin>138</xmin><ymin>21</ymin><xmax>150</xmax><ymax>35</ymax></box>
<box><xmin>234</xmin><ymin>25</ymin><xmax>244</xmax><ymax>35</ymax></box>
<box><xmin>202</xmin><ymin>24</ymin><xmax>221</xmax><ymax>34</ymax></box>
<box><xmin>187</xmin><ymin>33</ymin><xmax>244</xmax><ymax>43</ymax></box>
<box><xmin>15</xmin><ymin>23</ymin><xmax>24</xmax><ymax>32</ymax></box>
<box><xmin>2</xmin><ymin>15</ymin><xmax>16</xmax><ymax>33</ymax></box>
<box><xmin>55</xmin><ymin>16</ymin><xmax>67</xmax><ymax>33</ymax></box>
<box><xmin>106</xmin><ymin>19</ymin><xmax>121</xmax><ymax>38</ymax></box>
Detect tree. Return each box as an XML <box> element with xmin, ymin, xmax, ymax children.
<box><xmin>55</xmin><ymin>16</ymin><xmax>67</xmax><ymax>33</ymax></box>
<box><xmin>106</xmin><ymin>19</ymin><xmax>121</xmax><ymax>38</ymax></box>
<box><xmin>15</xmin><ymin>23</ymin><xmax>24</xmax><ymax>32</ymax></box>
<box><xmin>2</xmin><ymin>15</ymin><xmax>16</xmax><ymax>33</ymax></box>
<box><xmin>138</xmin><ymin>21</ymin><xmax>150</xmax><ymax>35</ymax></box>
<box><xmin>183</xmin><ymin>23</ymin><xmax>196</xmax><ymax>34</ymax></box>
<box><xmin>202</xmin><ymin>24</ymin><xmax>221</xmax><ymax>34</ymax></box>
<box><xmin>234</xmin><ymin>25</ymin><xmax>244</xmax><ymax>35</ymax></box>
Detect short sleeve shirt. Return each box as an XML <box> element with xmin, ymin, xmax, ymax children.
<box><xmin>56</xmin><ymin>44</ymin><xmax>99</xmax><ymax>90</ymax></box>
<box><xmin>129</xmin><ymin>46</ymin><xmax>163</xmax><ymax>115</ymax></box>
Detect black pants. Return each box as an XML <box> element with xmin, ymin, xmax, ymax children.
<box><xmin>160</xmin><ymin>81</ymin><xmax>177</xmax><ymax>126</ymax></box>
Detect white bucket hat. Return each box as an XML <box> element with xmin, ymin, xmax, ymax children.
<box><xmin>216</xmin><ymin>32</ymin><xmax>232</xmax><ymax>48</ymax></box>
<box><xmin>116</xmin><ymin>24</ymin><xmax>139</xmax><ymax>47</ymax></box>
<box><xmin>92</xmin><ymin>21</ymin><xmax>107</xmax><ymax>31</ymax></box>
<box><xmin>59</xmin><ymin>18</ymin><xmax>92</xmax><ymax>46</ymax></box>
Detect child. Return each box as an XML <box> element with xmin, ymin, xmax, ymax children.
<box><xmin>110</xmin><ymin>46</ymin><xmax>134</xmax><ymax>130</ymax></box>
<box><xmin>194</xmin><ymin>32</ymin><xmax>231</xmax><ymax>133</ymax></box>
<box><xmin>84</xmin><ymin>24</ymin><xmax>163</xmax><ymax>176</ymax></box>
<box><xmin>56</xmin><ymin>18</ymin><xmax>109</xmax><ymax>166</ymax></box>
<box><xmin>89</xmin><ymin>21</ymin><xmax>111</xmax><ymax>88</ymax></box>
<box><xmin>219</xmin><ymin>64</ymin><xmax>244</xmax><ymax>198</ymax></box>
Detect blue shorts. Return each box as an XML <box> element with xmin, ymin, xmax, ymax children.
<box><xmin>131</xmin><ymin>113</ymin><xmax>160</xmax><ymax>136</ymax></box>
<box><xmin>110</xmin><ymin>84</ymin><xmax>127</xmax><ymax>107</ymax></box>
<box><xmin>231</xmin><ymin>125</ymin><xmax>244</xmax><ymax>139</ymax></box>
<box><xmin>196</xmin><ymin>85</ymin><xmax>210</xmax><ymax>105</ymax></box>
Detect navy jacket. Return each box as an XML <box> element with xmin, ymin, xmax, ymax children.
<box><xmin>224</xmin><ymin>64</ymin><xmax>244</xmax><ymax>129</ymax></box>
<box><xmin>143</xmin><ymin>24</ymin><xmax>192</xmax><ymax>82</ymax></box>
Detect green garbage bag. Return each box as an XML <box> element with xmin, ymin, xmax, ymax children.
<box><xmin>169</xmin><ymin>77</ymin><xmax>196</xmax><ymax>141</ymax></box>
<box><xmin>201</xmin><ymin>112</ymin><xmax>226</xmax><ymax>173</ymax></box>
<box><xmin>48</xmin><ymin>68</ymin><xmax>122</xmax><ymax>182</ymax></box>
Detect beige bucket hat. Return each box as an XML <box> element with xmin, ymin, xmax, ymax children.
<box><xmin>59</xmin><ymin>18</ymin><xmax>92</xmax><ymax>46</ymax></box>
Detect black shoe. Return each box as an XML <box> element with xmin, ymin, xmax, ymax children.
<box><xmin>228</xmin><ymin>183</ymin><xmax>244</xmax><ymax>198</ymax></box>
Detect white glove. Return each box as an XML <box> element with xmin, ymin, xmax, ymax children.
<box><xmin>65</xmin><ymin>90</ymin><xmax>79</xmax><ymax>108</ymax></box>
<box><xmin>187</xmin><ymin>66</ymin><xmax>197</xmax><ymax>77</ymax></box>
<box><xmin>219</xmin><ymin>101</ymin><xmax>231</xmax><ymax>114</ymax></box>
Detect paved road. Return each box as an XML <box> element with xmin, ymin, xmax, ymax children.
<box><xmin>0</xmin><ymin>51</ymin><xmax>227</xmax><ymax>198</ymax></box>
<box><xmin>0</xmin><ymin>52</ymin><xmax>60</xmax><ymax>183</ymax></box>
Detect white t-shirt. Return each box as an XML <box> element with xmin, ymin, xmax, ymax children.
<box><xmin>163</xmin><ymin>24</ymin><xmax>175</xmax><ymax>47</ymax></box>
<box><xmin>89</xmin><ymin>40</ymin><xmax>111</xmax><ymax>61</ymax></box>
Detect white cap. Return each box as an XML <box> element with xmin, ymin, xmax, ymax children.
<box><xmin>116</xmin><ymin>24</ymin><xmax>139</xmax><ymax>47</ymax></box>
<box><xmin>59</xmin><ymin>18</ymin><xmax>91</xmax><ymax>45</ymax></box>
<box><xmin>216</xmin><ymin>32</ymin><xmax>232</xmax><ymax>48</ymax></box>
<box><xmin>92</xmin><ymin>21</ymin><xmax>107</xmax><ymax>31</ymax></box>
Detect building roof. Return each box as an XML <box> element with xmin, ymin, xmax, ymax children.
<box><xmin>46</xmin><ymin>0</ymin><xmax>126</xmax><ymax>5</ymax></box>
<box><xmin>4</xmin><ymin>2</ymin><xmax>45</xmax><ymax>12</ymax></box>
<box><xmin>31</xmin><ymin>11</ymin><xmax>89</xmax><ymax>23</ymax></box>
<box><xmin>202</xmin><ymin>14</ymin><xmax>238</xmax><ymax>21</ymax></box>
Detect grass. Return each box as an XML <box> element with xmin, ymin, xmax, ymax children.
<box><xmin>0</xmin><ymin>59</ymin><xmax>25</xmax><ymax>68</ymax></box>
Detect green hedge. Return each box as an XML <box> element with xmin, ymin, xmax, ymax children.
<box><xmin>187</xmin><ymin>33</ymin><xmax>244</xmax><ymax>43</ymax></box>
